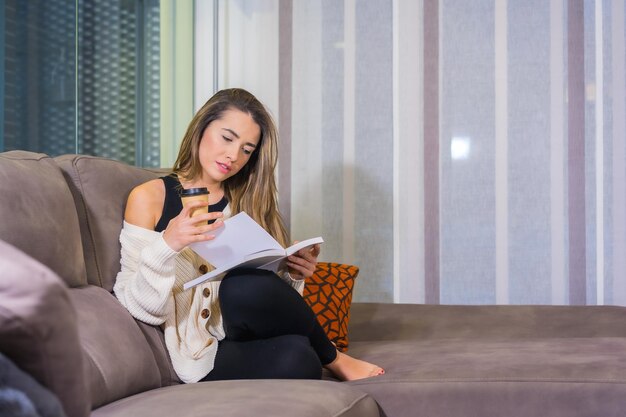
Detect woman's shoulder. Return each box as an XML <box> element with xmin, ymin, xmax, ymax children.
<box><xmin>125</xmin><ymin>179</ymin><xmax>166</xmax><ymax>229</ymax></box>
<box><xmin>131</xmin><ymin>178</ymin><xmax>165</xmax><ymax>196</ymax></box>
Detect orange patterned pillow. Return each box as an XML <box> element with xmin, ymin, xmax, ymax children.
<box><xmin>303</xmin><ymin>262</ymin><xmax>359</xmax><ymax>352</ymax></box>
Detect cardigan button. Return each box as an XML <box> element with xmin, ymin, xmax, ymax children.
<box><xmin>199</xmin><ymin>264</ymin><xmax>209</xmax><ymax>274</ymax></box>
<box><xmin>203</xmin><ymin>288</ymin><xmax>211</xmax><ymax>298</ymax></box>
<box><xmin>201</xmin><ymin>309</ymin><xmax>209</xmax><ymax>319</ymax></box>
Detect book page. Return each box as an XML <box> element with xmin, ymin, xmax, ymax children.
<box><xmin>189</xmin><ymin>212</ymin><xmax>283</xmax><ymax>268</ymax></box>
<box><xmin>285</xmin><ymin>237</ymin><xmax>324</xmax><ymax>256</ymax></box>
<box><xmin>183</xmin><ymin>249</ymin><xmax>286</xmax><ymax>290</ymax></box>
<box><xmin>184</xmin><ymin>212</ymin><xmax>324</xmax><ymax>291</ymax></box>
<box><xmin>260</xmin><ymin>237</ymin><xmax>324</xmax><ymax>272</ymax></box>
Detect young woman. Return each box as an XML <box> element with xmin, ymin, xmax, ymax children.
<box><xmin>114</xmin><ymin>88</ymin><xmax>384</xmax><ymax>383</ymax></box>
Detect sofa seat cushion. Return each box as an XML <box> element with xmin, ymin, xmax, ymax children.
<box><xmin>346</xmin><ymin>338</ymin><xmax>626</xmax><ymax>417</ymax></box>
<box><xmin>91</xmin><ymin>380</ymin><xmax>379</xmax><ymax>417</ymax></box>
<box><xmin>68</xmin><ymin>286</ymin><xmax>162</xmax><ymax>409</ymax></box>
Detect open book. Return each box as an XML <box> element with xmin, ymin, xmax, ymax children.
<box><xmin>184</xmin><ymin>212</ymin><xmax>323</xmax><ymax>290</ymax></box>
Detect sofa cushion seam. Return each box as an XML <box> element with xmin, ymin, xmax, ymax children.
<box><xmin>332</xmin><ymin>392</ymin><xmax>373</xmax><ymax>417</ymax></box>
<box><xmin>72</xmin><ymin>156</ymin><xmax>105</xmax><ymax>288</ymax></box>
<box><xmin>82</xmin><ymin>341</ymin><xmax>110</xmax><ymax>399</ymax></box>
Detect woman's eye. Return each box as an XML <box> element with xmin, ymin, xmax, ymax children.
<box><xmin>222</xmin><ymin>136</ymin><xmax>232</xmax><ymax>142</ymax></box>
<box><xmin>243</xmin><ymin>148</ymin><xmax>253</xmax><ymax>155</ymax></box>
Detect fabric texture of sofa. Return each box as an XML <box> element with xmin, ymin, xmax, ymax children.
<box><xmin>1</xmin><ymin>150</ymin><xmax>626</xmax><ymax>417</ymax></box>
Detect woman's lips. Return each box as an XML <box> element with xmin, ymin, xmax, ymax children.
<box><xmin>216</xmin><ymin>162</ymin><xmax>231</xmax><ymax>174</ymax></box>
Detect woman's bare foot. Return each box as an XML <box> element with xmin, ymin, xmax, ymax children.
<box><xmin>325</xmin><ymin>351</ymin><xmax>385</xmax><ymax>381</ymax></box>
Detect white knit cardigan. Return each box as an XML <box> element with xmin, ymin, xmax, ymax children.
<box><xmin>113</xmin><ymin>209</ymin><xmax>305</xmax><ymax>383</ymax></box>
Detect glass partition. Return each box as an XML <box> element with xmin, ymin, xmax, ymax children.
<box><xmin>0</xmin><ymin>0</ymin><xmax>160</xmax><ymax>167</ymax></box>
<box><xmin>1</xmin><ymin>0</ymin><xmax>76</xmax><ymax>155</ymax></box>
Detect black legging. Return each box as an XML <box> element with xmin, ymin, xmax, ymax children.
<box><xmin>201</xmin><ymin>268</ymin><xmax>338</xmax><ymax>381</ymax></box>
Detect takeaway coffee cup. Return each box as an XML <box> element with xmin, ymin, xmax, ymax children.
<box><xmin>180</xmin><ymin>187</ymin><xmax>209</xmax><ymax>225</ymax></box>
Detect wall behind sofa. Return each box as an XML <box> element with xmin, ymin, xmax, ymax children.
<box><xmin>202</xmin><ymin>0</ymin><xmax>626</xmax><ymax>307</ymax></box>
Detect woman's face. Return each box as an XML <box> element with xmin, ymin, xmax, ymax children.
<box><xmin>197</xmin><ymin>108</ymin><xmax>261</xmax><ymax>186</ymax></box>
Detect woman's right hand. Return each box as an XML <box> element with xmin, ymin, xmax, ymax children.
<box><xmin>162</xmin><ymin>201</ymin><xmax>224</xmax><ymax>252</ymax></box>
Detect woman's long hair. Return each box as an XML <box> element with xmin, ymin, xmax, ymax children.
<box><xmin>172</xmin><ymin>88</ymin><xmax>289</xmax><ymax>246</ymax></box>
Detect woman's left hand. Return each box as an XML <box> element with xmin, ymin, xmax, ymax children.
<box><xmin>286</xmin><ymin>243</ymin><xmax>321</xmax><ymax>280</ymax></box>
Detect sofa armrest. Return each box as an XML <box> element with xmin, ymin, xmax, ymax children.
<box><xmin>0</xmin><ymin>240</ymin><xmax>90</xmax><ymax>417</ymax></box>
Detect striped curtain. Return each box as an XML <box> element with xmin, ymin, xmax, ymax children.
<box><xmin>204</xmin><ymin>0</ymin><xmax>626</xmax><ymax>306</ymax></box>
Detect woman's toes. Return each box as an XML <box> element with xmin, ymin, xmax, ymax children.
<box><xmin>372</xmin><ymin>367</ymin><xmax>385</xmax><ymax>377</ymax></box>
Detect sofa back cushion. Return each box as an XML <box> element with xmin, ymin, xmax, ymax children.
<box><xmin>55</xmin><ymin>155</ymin><xmax>161</xmax><ymax>291</ymax></box>
<box><xmin>0</xmin><ymin>239</ymin><xmax>90</xmax><ymax>417</ymax></box>
<box><xmin>0</xmin><ymin>151</ymin><xmax>87</xmax><ymax>287</ymax></box>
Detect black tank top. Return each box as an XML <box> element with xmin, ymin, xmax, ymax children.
<box><xmin>154</xmin><ymin>175</ymin><xmax>228</xmax><ymax>232</ymax></box>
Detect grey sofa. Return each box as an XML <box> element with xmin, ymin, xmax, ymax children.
<box><xmin>1</xmin><ymin>150</ymin><xmax>626</xmax><ymax>417</ymax></box>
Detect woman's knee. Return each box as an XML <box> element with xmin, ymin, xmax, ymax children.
<box><xmin>220</xmin><ymin>269</ymin><xmax>289</xmax><ymax>309</ymax></box>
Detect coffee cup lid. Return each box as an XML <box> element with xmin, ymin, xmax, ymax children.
<box><xmin>180</xmin><ymin>187</ymin><xmax>209</xmax><ymax>197</ymax></box>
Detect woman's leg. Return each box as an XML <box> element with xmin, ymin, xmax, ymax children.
<box><xmin>215</xmin><ymin>268</ymin><xmax>385</xmax><ymax>381</ymax></box>
<box><xmin>218</xmin><ymin>268</ymin><xmax>336</xmax><ymax>365</ymax></box>
<box><xmin>202</xmin><ymin>335</ymin><xmax>322</xmax><ymax>381</ymax></box>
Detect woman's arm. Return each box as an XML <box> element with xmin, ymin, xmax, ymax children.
<box><xmin>125</xmin><ymin>179</ymin><xmax>223</xmax><ymax>252</ymax></box>
<box><xmin>114</xmin><ymin>180</ymin><xmax>224</xmax><ymax>324</ymax></box>
<box><xmin>114</xmin><ymin>223</ymin><xmax>178</xmax><ymax>325</ymax></box>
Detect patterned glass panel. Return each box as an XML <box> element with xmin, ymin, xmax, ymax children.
<box><xmin>1</xmin><ymin>0</ymin><xmax>160</xmax><ymax>167</ymax></box>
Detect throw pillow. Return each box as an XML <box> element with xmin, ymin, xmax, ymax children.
<box><xmin>0</xmin><ymin>352</ymin><xmax>68</xmax><ymax>417</ymax></box>
<box><xmin>0</xmin><ymin>240</ymin><xmax>90</xmax><ymax>417</ymax></box>
<box><xmin>303</xmin><ymin>263</ymin><xmax>359</xmax><ymax>352</ymax></box>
